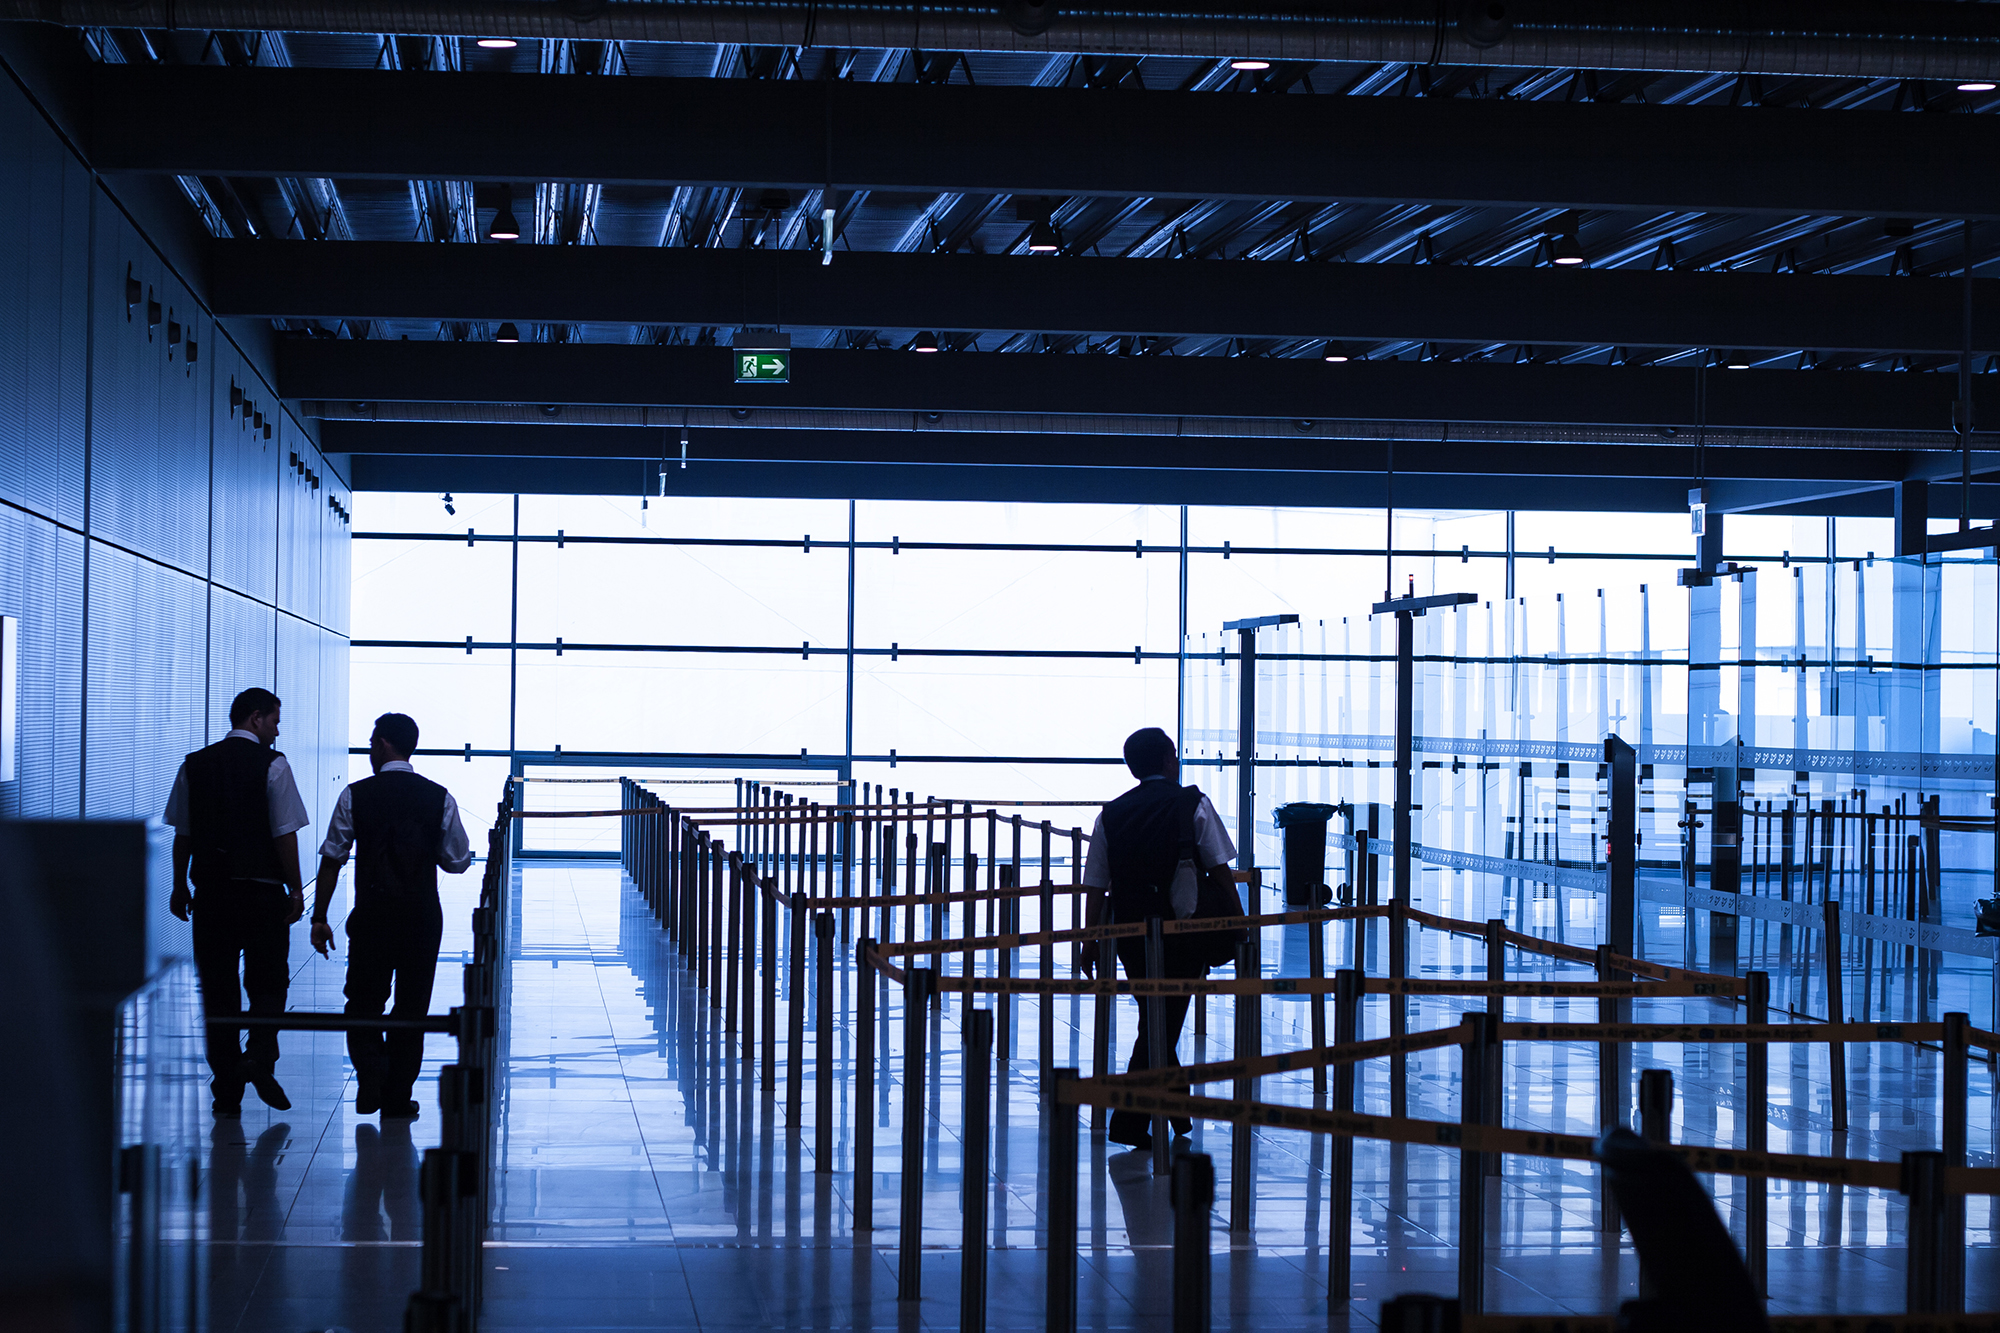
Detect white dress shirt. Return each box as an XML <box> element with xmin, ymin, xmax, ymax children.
<box><xmin>163</xmin><ymin>729</ymin><xmax>311</xmax><ymax>883</ymax></box>
<box><xmin>1081</xmin><ymin>775</ymin><xmax>1237</xmax><ymax>889</ymax></box>
<box><xmin>320</xmin><ymin>761</ymin><xmax>476</xmax><ymax>874</ymax></box>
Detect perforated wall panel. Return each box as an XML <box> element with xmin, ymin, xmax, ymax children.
<box><xmin>207</xmin><ymin>585</ymin><xmax>276</xmax><ymax>740</ymax></box>
<box><xmin>84</xmin><ymin>542</ymin><xmax>207</xmax><ymax>819</ymax></box>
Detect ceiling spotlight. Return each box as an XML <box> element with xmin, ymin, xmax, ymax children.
<box><xmin>1959</xmin><ymin>80</ymin><xmax>1998</xmax><ymax>92</ymax></box>
<box><xmin>476</xmin><ymin>37</ymin><xmax>518</xmax><ymax>48</ymax></box>
<box><xmin>1230</xmin><ymin>58</ymin><xmax>1272</xmax><ymax>70</ymax></box>
<box><xmin>912</xmin><ymin>331</ymin><xmax>941</xmax><ymax>353</ymax></box>
<box><xmin>1026</xmin><ymin>218</ymin><xmax>1062</xmax><ymax>254</ymax></box>
<box><xmin>442</xmin><ymin>493</ymin><xmax>456</xmax><ymax>515</ymax></box>
<box><xmin>1321</xmin><ymin>341</ymin><xmax>1352</xmax><ymax>363</ymax></box>
<box><xmin>1723</xmin><ymin>351</ymin><xmax>1753</xmax><ymax>370</ymax></box>
<box><xmin>487</xmin><ymin>185</ymin><xmax>520</xmax><ymax>242</ymax></box>
<box><xmin>1550</xmin><ymin>233</ymin><xmax>1586</xmax><ymax>266</ymax></box>
<box><xmin>495</xmin><ymin>321</ymin><xmax>521</xmax><ymax>343</ymax></box>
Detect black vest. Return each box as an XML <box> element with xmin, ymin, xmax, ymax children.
<box><xmin>182</xmin><ymin>737</ymin><xmax>283</xmax><ymax>888</ymax></box>
<box><xmin>348</xmin><ymin>769</ymin><xmax>449</xmax><ymax>921</ymax></box>
<box><xmin>1099</xmin><ymin>779</ymin><xmax>1201</xmax><ymax>923</ymax></box>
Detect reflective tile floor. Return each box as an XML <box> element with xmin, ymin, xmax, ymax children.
<box><xmin>209</xmin><ymin>859</ymin><xmax>2000</xmax><ymax>1330</ymax></box>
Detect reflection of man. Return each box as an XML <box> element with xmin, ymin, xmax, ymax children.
<box><xmin>165</xmin><ymin>688</ymin><xmax>309</xmax><ymax>1116</ymax></box>
<box><xmin>310</xmin><ymin>713</ymin><xmax>473</xmax><ymax>1118</ymax></box>
<box><xmin>1079</xmin><ymin>727</ymin><xmax>1236</xmax><ymax>1152</ymax></box>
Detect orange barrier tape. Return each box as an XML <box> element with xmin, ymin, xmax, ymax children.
<box><xmin>1055</xmin><ymin>1081</ymin><xmax>1909</xmax><ymax>1189</ymax></box>
<box><xmin>1105</xmin><ymin>1025</ymin><xmax>1468</xmax><ymax>1088</ymax></box>
<box><xmin>1366</xmin><ymin>977</ymin><xmax>1745</xmax><ymax>998</ymax></box>
<box><xmin>1499</xmin><ymin>1021</ymin><xmax>1946</xmax><ymax>1045</ymax></box>
<box><xmin>1966</xmin><ymin>1026</ymin><xmax>2000</xmax><ymax>1053</ymax></box>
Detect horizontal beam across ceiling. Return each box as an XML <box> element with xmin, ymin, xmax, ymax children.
<box><xmin>281</xmin><ymin>341</ymin><xmax>1997</xmax><ymax>433</ymax></box>
<box><xmin>14</xmin><ymin>0</ymin><xmax>2000</xmax><ymax>79</ymax></box>
<box><xmin>88</xmin><ymin>64</ymin><xmax>2000</xmax><ymax>219</ymax></box>
<box><xmin>215</xmin><ymin>241</ymin><xmax>2000</xmax><ymax>355</ymax></box>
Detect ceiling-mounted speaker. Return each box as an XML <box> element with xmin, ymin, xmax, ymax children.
<box><xmin>1001</xmin><ymin>0</ymin><xmax>1059</xmax><ymax>37</ymax></box>
<box><xmin>1457</xmin><ymin>0</ymin><xmax>1510</xmax><ymax>48</ymax></box>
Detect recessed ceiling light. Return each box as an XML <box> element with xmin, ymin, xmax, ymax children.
<box><xmin>1230</xmin><ymin>58</ymin><xmax>1272</xmax><ymax>70</ymax></box>
<box><xmin>477</xmin><ymin>37</ymin><xmax>518</xmax><ymax>48</ymax></box>
<box><xmin>1959</xmin><ymin>80</ymin><xmax>1997</xmax><ymax>92</ymax></box>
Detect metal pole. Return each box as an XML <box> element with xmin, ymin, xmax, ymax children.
<box><xmin>762</xmin><ymin>874</ymin><xmax>780</xmax><ymax>1091</ymax></box>
<box><xmin>897</xmin><ymin>967</ymin><xmax>935</xmax><ymax>1301</ymax></box>
<box><xmin>1389</xmin><ymin>895</ymin><xmax>1409</xmax><ymax>1119</ymax></box>
<box><xmin>1329</xmin><ymin>969</ymin><xmax>1358</xmax><ymax>1305</ymax></box>
<box><xmin>1172</xmin><ymin>1150</ymin><xmax>1216</xmax><ymax>1333</ymax></box>
<box><xmin>1046</xmin><ymin>1068</ymin><xmax>1079</xmax><ymax>1333</ymax></box>
<box><xmin>1637</xmin><ymin>1068</ymin><xmax>1673</xmax><ymax>1303</ymax></box>
<box><xmin>1595</xmin><ymin>943</ymin><xmax>1623</xmax><ymax>1237</ymax></box>
<box><xmin>815</xmin><ymin>912</ymin><xmax>836</xmax><ymax>1173</ymax></box>
<box><xmin>1229</xmin><ymin>939</ymin><xmax>1257</xmax><ymax>1233</ymax></box>
<box><xmin>1745</xmin><ymin>970</ymin><xmax>1769</xmax><ymax>1293</ymax></box>
<box><xmin>1147</xmin><ymin>916</ymin><xmax>1172</xmax><ymax>1176</ymax></box>
<box><xmin>1823</xmin><ymin>899</ymin><xmax>1849</xmax><ymax>1132</ymax></box>
<box><xmin>1041</xmin><ymin>869</ymin><xmax>1056</xmax><ymax>1089</ymax></box>
<box><xmin>1905</xmin><ymin>1150</ymin><xmax>1947</xmax><ymax>1314</ymax></box>
<box><xmin>788</xmin><ymin>892</ymin><xmax>809</xmax><ymax>1128</ymax></box>
<box><xmin>1605</xmin><ymin>735</ymin><xmax>1636</xmax><ymax>958</ymax></box>
<box><xmin>1457</xmin><ymin>1012</ymin><xmax>1488</xmax><ymax>1316</ymax></box>
<box><xmin>855</xmin><ymin>936</ymin><xmax>876</xmax><ymax>1230</ymax></box>
<box><xmin>1483</xmin><ymin>917</ymin><xmax>1504</xmax><ymax>1177</ymax></box>
<box><xmin>1307</xmin><ymin>909</ymin><xmax>1327</xmax><ymax>1096</ymax></box>
<box><xmin>1392</xmin><ymin>611</ymin><xmax>1415</xmax><ymax>915</ymax></box>
<box><xmin>1237</xmin><ymin>625</ymin><xmax>1257</xmax><ymax>870</ymax></box>
<box><xmin>1943</xmin><ymin>1009</ymin><xmax>1969</xmax><ymax>1312</ymax></box>
<box><xmin>960</xmin><ymin>1008</ymin><xmax>993</xmax><ymax>1333</ymax></box>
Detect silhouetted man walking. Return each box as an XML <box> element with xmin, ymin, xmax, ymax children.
<box><xmin>166</xmin><ymin>687</ymin><xmax>309</xmax><ymax>1117</ymax></box>
<box><xmin>310</xmin><ymin>712</ymin><xmax>473</xmax><ymax>1118</ymax></box>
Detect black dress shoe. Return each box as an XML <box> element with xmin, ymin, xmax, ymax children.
<box><xmin>381</xmin><ymin>1100</ymin><xmax>421</xmax><ymax>1121</ymax></box>
<box><xmin>355</xmin><ymin>1083</ymin><xmax>383</xmax><ymax>1116</ymax></box>
<box><xmin>243</xmin><ymin>1064</ymin><xmax>291</xmax><ymax>1112</ymax></box>
<box><xmin>212</xmin><ymin>1100</ymin><xmax>242</xmax><ymax>1119</ymax></box>
<box><xmin>1106</xmin><ymin>1120</ymin><xmax>1153</xmax><ymax>1152</ymax></box>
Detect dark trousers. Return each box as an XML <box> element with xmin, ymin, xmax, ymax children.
<box><xmin>345</xmin><ymin>909</ymin><xmax>444</xmax><ymax>1103</ymax></box>
<box><xmin>191</xmin><ymin>881</ymin><xmax>292</xmax><ymax>1100</ymax></box>
<box><xmin>1107</xmin><ymin>932</ymin><xmax>1205</xmax><ymax>1142</ymax></box>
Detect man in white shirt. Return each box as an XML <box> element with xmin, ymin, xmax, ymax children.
<box><xmin>309</xmin><ymin>712</ymin><xmax>474</xmax><ymax>1118</ymax></box>
<box><xmin>1078</xmin><ymin>726</ymin><xmax>1236</xmax><ymax>1151</ymax></box>
<box><xmin>164</xmin><ymin>687</ymin><xmax>310</xmax><ymax>1117</ymax></box>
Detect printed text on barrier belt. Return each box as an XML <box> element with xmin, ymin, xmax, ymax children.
<box><xmin>1051</xmin><ymin>1083</ymin><xmax>1960</xmax><ymax>1192</ymax></box>
<box><xmin>873</xmin><ymin>904</ymin><xmax>1387</xmax><ymax>957</ymax></box>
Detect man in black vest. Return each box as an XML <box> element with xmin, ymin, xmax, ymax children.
<box><xmin>309</xmin><ymin>712</ymin><xmax>474</xmax><ymax>1118</ymax></box>
<box><xmin>1078</xmin><ymin>726</ymin><xmax>1236</xmax><ymax>1150</ymax></box>
<box><xmin>165</xmin><ymin>687</ymin><xmax>311</xmax><ymax>1117</ymax></box>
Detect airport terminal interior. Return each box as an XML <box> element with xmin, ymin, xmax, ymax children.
<box><xmin>6</xmin><ymin>4</ymin><xmax>2000</xmax><ymax>1331</ymax></box>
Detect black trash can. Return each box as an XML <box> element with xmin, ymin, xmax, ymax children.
<box><xmin>1274</xmin><ymin>802</ymin><xmax>1340</xmax><ymax>907</ymax></box>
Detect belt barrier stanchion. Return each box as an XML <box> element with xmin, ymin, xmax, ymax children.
<box><xmin>960</xmin><ymin>1007</ymin><xmax>994</xmax><ymax>1333</ymax></box>
<box><xmin>1595</xmin><ymin>943</ymin><xmax>1623</xmax><ymax>1237</ymax></box>
<box><xmin>788</xmin><ymin>892</ymin><xmax>809</xmax><ymax>1129</ymax></box>
<box><xmin>996</xmin><ymin>870</ymin><xmax>1017</xmax><ymax>1061</ymax></box>
<box><xmin>1389</xmin><ymin>894</ymin><xmax>1409</xmax><ymax>1119</ymax></box>
<box><xmin>1943</xmin><ymin>1009</ymin><xmax>1969</xmax><ymax>1311</ymax></box>
<box><xmin>1171</xmin><ymin>1150</ymin><xmax>1215</xmax><ymax>1333</ymax></box>
<box><xmin>1483</xmin><ymin>918</ymin><xmax>1505</xmax><ymax>1178</ymax></box>
<box><xmin>697</xmin><ymin>826</ymin><xmax>712</xmax><ymax>987</ymax></box>
<box><xmin>681</xmin><ymin>822</ymin><xmax>697</xmax><ymax>959</ymax></box>
<box><xmin>815</xmin><ymin>913</ymin><xmax>836</xmax><ymax>1172</ymax></box>
<box><xmin>1637</xmin><ymin>1068</ymin><xmax>1673</xmax><ymax>1302</ymax></box>
<box><xmin>1329</xmin><ymin>968</ymin><xmax>1359</xmax><ymax>1304</ymax></box>
<box><xmin>725</xmin><ymin>851</ymin><xmax>743</xmax><ymax>1035</ymax></box>
<box><xmin>855</xmin><ymin>938</ymin><xmax>877</xmax><ymax>1229</ymax></box>
<box><xmin>1147</xmin><ymin>916</ymin><xmax>1172</xmax><ymax>1176</ymax></box>
<box><xmin>1744</xmin><ymin>970</ymin><xmax>1769</xmax><ymax>1293</ymax></box>
<box><xmin>762</xmin><ymin>873</ymin><xmax>780</xmax><ymax>1091</ymax></box>
<box><xmin>898</xmin><ymin>966</ymin><xmax>935</xmax><ymax>1301</ymax></box>
<box><xmin>1458</xmin><ymin>1012</ymin><xmax>1489</xmax><ymax>1316</ymax></box>
<box><xmin>1904</xmin><ymin>1150</ymin><xmax>1947</xmax><ymax>1314</ymax></box>
<box><xmin>1046</xmin><ymin>1067</ymin><xmax>1080</xmax><ymax>1333</ymax></box>
<box><xmin>1307</xmin><ymin>909</ymin><xmax>1327</xmax><ymax>1096</ymax></box>
<box><xmin>1229</xmin><ymin>939</ymin><xmax>1256</xmax><ymax>1233</ymax></box>
<box><xmin>1040</xmin><ymin>872</ymin><xmax>1057</xmax><ymax>1088</ymax></box>
<box><xmin>710</xmin><ymin>842</ymin><xmax>726</xmax><ymax>1010</ymax></box>
<box><xmin>1823</xmin><ymin>899</ymin><xmax>1850</xmax><ymax>1132</ymax></box>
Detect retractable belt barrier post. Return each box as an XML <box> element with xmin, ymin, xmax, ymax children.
<box><xmin>1171</xmin><ymin>1150</ymin><xmax>1215</xmax><ymax>1333</ymax></box>
<box><xmin>960</xmin><ymin>1007</ymin><xmax>993</xmax><ymax>1333</ymax></box>
<box><xmin>1046</xmin><ymin>1067</ymin><xmax>1080</xmax><ymax>1333</ymax></box>
<box><xmin>815</xmin><ymin>912</ymin><xmax>836</xmax><ymax>1172</ymax></box>
<box><xmin>898</xmin><ymin>966</ymin><xmax>935</xmax><ymax>1301</ymax></box>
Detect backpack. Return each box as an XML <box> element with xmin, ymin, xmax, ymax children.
<box><xmin>1173</xmin><ymin>786</ymin><xmax>1248</xmax><ymax>969</ymax></box>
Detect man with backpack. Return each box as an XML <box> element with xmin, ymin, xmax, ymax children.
<box><xmin>1079</xmin><ymin>726</ymin><xmax>1237</xmax><ymax>1151</ymax></box>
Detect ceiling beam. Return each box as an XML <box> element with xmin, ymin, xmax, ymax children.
<box><xmin>89</xmin><ymin>64</ymin><xmax>2000</xmax><ymax>219</ymax></box>
<box><xmin>18</xmin><ymin>0</ymin><xmax>2000</xmax><ymax>80</ymax></box>
<box><xmin>282</xmin><ymin>341</ymin><xmax>1997</xmax><ymax>433</ymax></box>
<box><xmin>215</xmin><ymin>241</ymin><xmax>2000</xmax><ymax>355</ymax></box>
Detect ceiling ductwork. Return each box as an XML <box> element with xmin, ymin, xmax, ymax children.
<box><xmin>300</xmin><ymin>399</ymin><xmax>1976</xmax><ymax>453</ymax></box>
<box><xmin>3</xmin><ymin>0</ymin><xmax>1998</xmax><ymax>80</ymax></box>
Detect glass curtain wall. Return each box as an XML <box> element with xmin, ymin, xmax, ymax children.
<box><xmin>351</xmin><ymin>495</ymin><xmax>1997</xmax><ymax>1003</ymax></box>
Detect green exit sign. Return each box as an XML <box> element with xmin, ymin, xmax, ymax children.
<box><xmin>735</xmin><ymin>350</ymin><xmax>790</xmax><ymax>383</ymax></box>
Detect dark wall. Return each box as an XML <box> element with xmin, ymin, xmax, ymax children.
<box><xmin>0</xmin><ymin>63</ymin><xmax>351</xmax><ymax>832</ymax></box>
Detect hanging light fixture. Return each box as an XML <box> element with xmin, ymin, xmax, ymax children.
<box><xmin>1959</xmin><ymin>80</ymin><xmax>1997</xmax><ymax>92</ymax></box>
<box><xmin>912</xmin><ymin>331</ymin><xmax>941</xmax><ymax>353</ymax></box>
<box><xmin>487</xmin><ymin>185</ymin><xmax>520</xmax><ymax>242</ymax></box>
<box><xmin>1026</xmin><ymin>218</ymin><xmax>1061</xmax><ymax>254</ymax></box>
<box><xmin>1550</xmin><ymin>233</ymin><xmax>1586</xmax><ymax>266</ymax></box>
<box><xmin>476</xmin><ymin>37</ymin><xmax>518</xmax><ymax>48</ymax></box>
<box><xmin>1723</xmin><ymin>351</ymin><xmax>1753</xmax><ymax>370</ymax></box>
<box><xmin>1321</xmin><ymin>341</ymin><xmax>1353</xmax><ymax>363</ymax></box>
<box><xmin>495</xmin><ymin>322</ymin><xmax>521</xmax><ymax>343</ymax></box>
<box><xmin>442</xmin><ymin>493</ymin><xmax>456</xmax><ymax>516</ymax></box>
<box><xmin>1230</xmin><ymin>58</ymin><xmax>1272</xmax><ymax>70</ymax></box>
